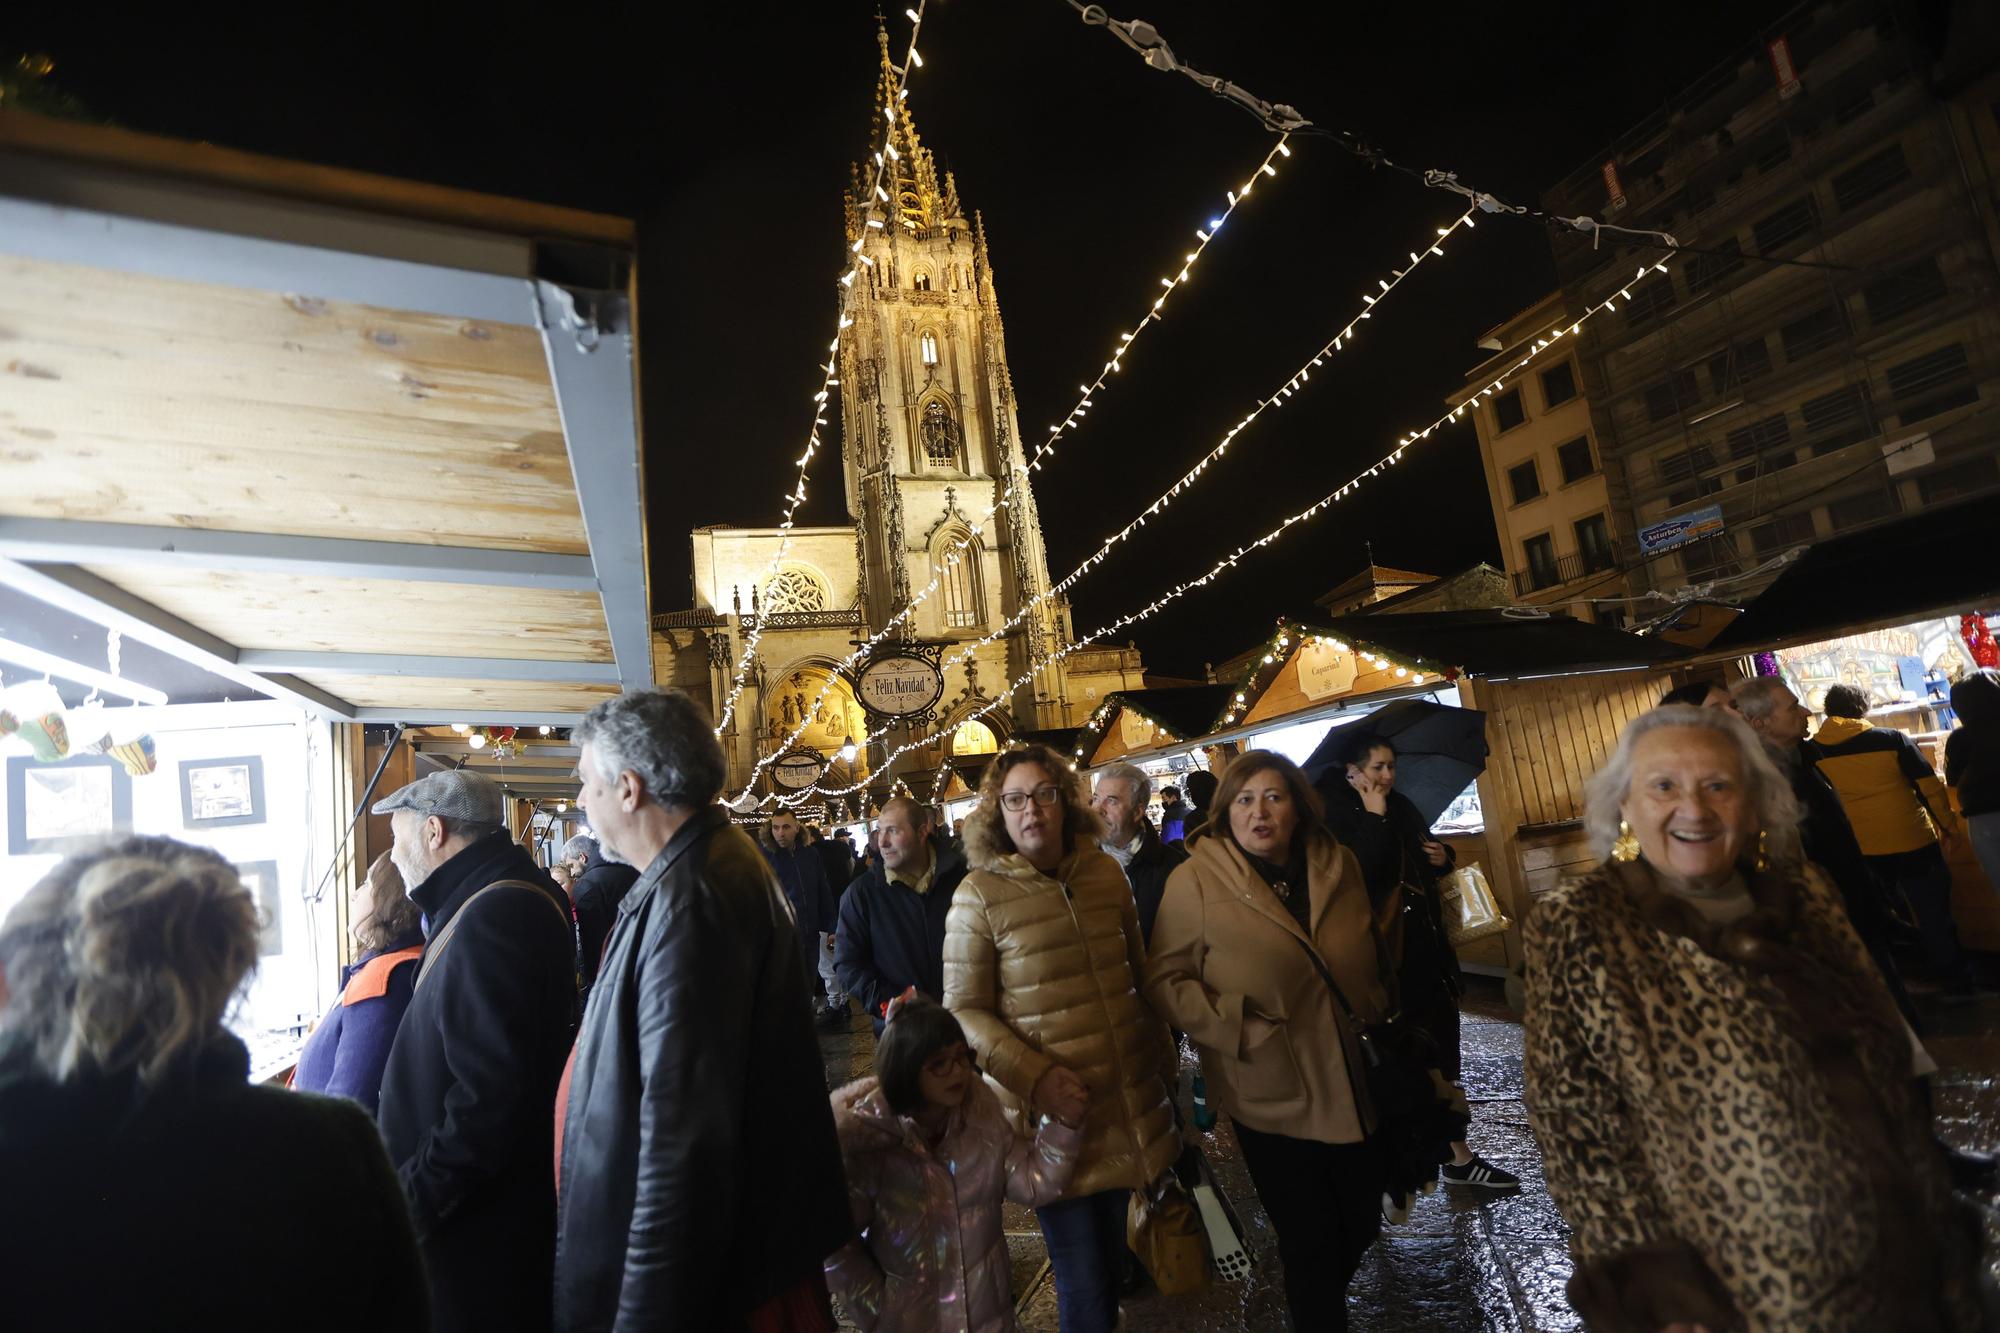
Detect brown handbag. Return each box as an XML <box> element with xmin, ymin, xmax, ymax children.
<box><xmin>1127</xmin><ymin>1173</ymin><xmax>1212</xmax><ymax>1296</ymax></box>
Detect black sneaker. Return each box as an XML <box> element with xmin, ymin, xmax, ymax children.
<box><xmin>1440</xmin><ymin>1157</ymin><xmax>1520</xmax><ymax>1190</ymax></box>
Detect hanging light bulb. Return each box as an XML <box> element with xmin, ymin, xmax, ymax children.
<box><xmin>539</xmin><ymin>725</ymin><xmax>552</xmax><ymax>736</ymax></box>
<box><xmin>451</xmin><ymin>722</ymin><xmax>470</xmax><ymax>735</ymax></box>
<box><xmin>557</xmin><ymin>800</ymin><xmax>568</xmax><ymax>812</ymax></box>
<box><xmin>468</xmin><ymin>732</ymin><xmax>487</xmax><ymax>750</ymax></box>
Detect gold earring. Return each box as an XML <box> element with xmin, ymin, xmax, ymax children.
<box><xmin>1612</xmin><ymin>819</ymin><xmax>1641</xmax><ymax>863</ymax></box>
<box><xmin>1754</xmin><ymin>829</ymin><xmax>1770</xmax><ymax>872</ymax></box>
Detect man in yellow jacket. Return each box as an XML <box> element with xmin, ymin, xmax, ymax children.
<box><xmin>1812</xmin><ymin>683</ymin><xmax>1975</xmax><ymax>998</ymax></box>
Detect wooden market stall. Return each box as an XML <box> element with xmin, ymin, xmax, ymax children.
<box><xmin>0</xmin><ymin>110</ymin><xmax>651</xmax><ymax>1060</ymax></box>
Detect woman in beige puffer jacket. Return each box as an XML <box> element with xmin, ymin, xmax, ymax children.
<box><xmin>944</xmin><ymin>744</ymin><xmax>1179</xmax><ymax>1333</ymax></box>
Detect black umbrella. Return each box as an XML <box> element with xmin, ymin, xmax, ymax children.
<box><xmin>1301</xmin><ymin>698</ymin><xmax>1489</xmax><ymax>827</ymax></box>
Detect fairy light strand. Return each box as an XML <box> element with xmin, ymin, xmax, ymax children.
<box><xmin>1032</xmin><ymin>135</ymin><xmax>1291</xmax><ymax>463</ymax></box>
<box><xmin>712</xmin><ymin>2</ymin><xmax>931</xmax><ymax>737</ymax></box>
<box><xmin>761</xmin><ymin>257</ymin><xmax>1672</xmax><ymax>804</ymax></box>
<box><xmin>939</xmin><ymin>206</ymin><xmax>1477</xmax><ymax>676</ymax></box>
<box><xmin>724</xmin><ymin>136</ymin><xmax>1299</xmax><ymax>799</ymax></box>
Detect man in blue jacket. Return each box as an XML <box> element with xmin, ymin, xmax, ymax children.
<box><xmin>835</xmin><ymin>796</ymin><xmax>967</xmax><ymax>1035</ymax></box>
<box><xmin>762</xmin><ymin>809</ymin><xmax>839</xmax><ymax>1022</ymax></box>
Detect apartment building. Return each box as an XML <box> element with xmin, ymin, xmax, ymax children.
<box><xmin>1450</xmin><ymin>294</ymin><xmax>1626</xmax><ymax>622</ymax></box>
<box><xmin>1538</xmin><ymin>0</ymin><xmax>2000</xmax><ymax>602</ymax></box>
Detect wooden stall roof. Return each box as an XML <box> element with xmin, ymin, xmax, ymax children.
<box><xmin>0</xmin><ymin>111</ymin><xmax>650</xmax><ymax>725</ymax></box>
<box><xmin>1704</xmin><ymin>493</ymin><xmax>2000</xmax><ymax>655</ymax></box>
<box><xmin>1079</xmin><ymin>685</ymin><xmax>1233</xmax><ymax>768</ymax></box>
<box><xmin>1317</xmin><ymin>609</ymin><xmax>1685</xmax><ymax>680</ymax></box>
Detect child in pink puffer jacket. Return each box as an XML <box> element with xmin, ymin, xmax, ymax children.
<box><xmin>826</xmin><ymin>993</ymin><xmax>1081</xmax><ymax>1333</ymax></box>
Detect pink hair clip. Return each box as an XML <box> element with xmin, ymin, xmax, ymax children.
<box><xmin>882</xmin><ymin>985</ymin><xmax>921</xmax><ymax>1023</ymax></box>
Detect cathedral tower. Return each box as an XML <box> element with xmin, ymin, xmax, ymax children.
<box><xmin>836</xmin><ymin>26</ymin><xmax>1073</xmax><ymax>732</ymax></box>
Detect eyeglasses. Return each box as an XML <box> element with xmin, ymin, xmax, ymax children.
<box><xmin>923</xmin><ymin>1045</ymin><xmax>973</xmax><ymax>1078</ymax></box>
<box><xmin>998</xmin><ymin>784</ymin><xmax>1062</xmax><ymax>812</ymax></box>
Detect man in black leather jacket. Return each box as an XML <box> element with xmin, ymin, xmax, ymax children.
<box><xmin>555</xmin><ymin>689</ymin><xmax>850</xmax><ymax>1332</ymax></box>
<box><xmin>373</xmin><ymin>768</ymin><xmax>577</xmax><ymax>1333</ymax></box>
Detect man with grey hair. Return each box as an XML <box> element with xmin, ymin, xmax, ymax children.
<box><xmin>374</xmin><ymin>767</ymin><xmax>578</xmax><ymax>1333</ymax></box>
<box><xmin>554</xmin><ymin>688</ymin><xmax>849</xmax><ymax>1331</ymax></box>
<box><xmin>1092</xmin><ymin>761</ymin><xmax>1185</xmax><ymax>946</ymax></box>
<box><xmin>1733</xmin><ymin>676</ymin><xmax>1913</xmax><ymax>1018</ymax></box>
<box><xmin>564</xmin><ymin>827</ymin><xmax>640</xmax><ymax>1007</ymax></box>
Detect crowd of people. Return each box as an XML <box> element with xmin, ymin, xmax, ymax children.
<box><xmin>1</xmin><ymin>671</ymin><xmax>1996</xmax><ymax>1332</ymax></box>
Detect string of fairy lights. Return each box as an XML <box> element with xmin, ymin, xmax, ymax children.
<box><xmin>939</xmin><ymin>205</ymin><xmax>1479</xmax><ymax>676</ymax></box>
<box><xmin>710</xmin><ymin>0</ymin><xmax>932</xmax><ymax>738</ymax></box>
<box><xmin>728</xmin><ymin>6</ymin><xmax>1698</xmax><ymax>810</ymax></box>
<box><xmin>723</xmin><ymin>134</ymin><xmax>1298</xmax><ymax>801</ymax></box>
<box><xmin>763</xmin><ymin>257</ymin><xmax>1672</xmax><ymax>807</ymax></box>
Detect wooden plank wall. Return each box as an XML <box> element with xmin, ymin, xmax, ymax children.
<box><xmin>1460</xmin><ymin>670</ymin><xmax>1674</xmax><ymax>949</ymax></box>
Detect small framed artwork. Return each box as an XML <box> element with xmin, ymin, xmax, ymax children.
<box><xmin>235</xmin><ymin>860</ymin><xmax>284</xmax><ymax>956</ymax></box>
<box><xmin>6</xmin><ymin>753</ymin><xmax>135</xmax><ymax>857</ymax></box>
<box><xmin>180</xmin><ymin>755</ymin><xmax>266</xmax><ymax>829</ymax></box>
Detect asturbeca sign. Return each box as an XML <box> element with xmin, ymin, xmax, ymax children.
<box><xmin>855</xmin><ymin>652</ymin><xmax>945</xmax><ymax>719</ymax></box>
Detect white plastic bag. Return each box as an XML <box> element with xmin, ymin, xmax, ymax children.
<box><xmin>1439</xmin><ymin>861</ymin><xmax>1510</xmax><ymax>945</ymax></box>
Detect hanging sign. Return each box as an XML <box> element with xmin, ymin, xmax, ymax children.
<box><xmin>1296</xmin><ymin>641</ymin><xmax>1361</xmax><ymax>703</ymax></box>
<box><xmin>770</xmin><ymin>749</ymin><xmax>827</xmax><ymax>791</ymax></box>
<box><xmin>1638</xmin><ymin>502</ymin><xmax>1725</xmax><ymax>555</ymax></box>
<box><xmin>855</xmin><ymin>650</ymin><xmax>945</xmax><ymax>720</ymax></box>
<box><xmin>1767</xmin><ymin>37</ymin><xmax>1802</xmax><ymax>99</ymax></box>
<box><xmin>1601</xmin><ymin>161</ymin><xmax>1626</xmax><ymax>214</ymax></box>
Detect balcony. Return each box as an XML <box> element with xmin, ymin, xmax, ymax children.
<box><xmin>740</xmin><ymin>608</ymin><xmax>865</xmax><ymax>632</ymax></box>
<box><xmin>652</xmin><ymin>609</ymin><xmax>728</xmax><ymax>631</ymax></box>
<box><xmin>1514</xmin><ymin>550</ymin><xmax>1621</xmax><ymax>597</ymax></box>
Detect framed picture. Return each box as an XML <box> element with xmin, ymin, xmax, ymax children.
<box><xmin>6</xmin><ymin>753</ymin><xmax>135</xmax><ymax>856</ymax></box>
<box><xmin>235</xmin><ymin>860</ymin><xmax>284</xmax><ymax>956</ymax></box>
<box><xmin>179</xmin><ymin>755</ymin><xmax>266</xmax><ymax>829</ymax></box>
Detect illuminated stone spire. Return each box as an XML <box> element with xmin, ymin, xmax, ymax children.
<box><xmin>854</xmin><ymin>19</ymin><xmax>944</xmax><ymax>235</ymax></box>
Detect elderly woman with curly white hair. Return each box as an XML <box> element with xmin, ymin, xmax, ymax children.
<box><xmin>1524</xmin><ymin>704</ymin><xmax>1983</xmax><ymax>1333</ymax></box>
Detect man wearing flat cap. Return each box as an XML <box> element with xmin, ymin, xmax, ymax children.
<box><xmin>374</xmin><ymin>767</ymin><xmax>578</xmax><ymax>1333</ymax></box>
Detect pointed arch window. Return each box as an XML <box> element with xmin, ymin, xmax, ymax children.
<box><xmin>920</xmin><ymin>398</ymin><xmax>962</xmax><ymax>468</ymax></box>
<box><xmin>920</xmin><ymin>331</ymin><xmax>940</xmax><ymax>366</ymax></box>
<box><xmin>913</xmin><ymin>270</ymin><xmax>932</xmax><ymax>292</ymax></box>
<box><xmin>934</xmin><ymin>528</ymin><xmax>985</xmax><ymax>630</ymax></box>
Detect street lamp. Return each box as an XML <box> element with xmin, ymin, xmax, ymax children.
<box><xmin>840</xmin><ymin>734</ymin><xmax>858</xmax><ymax>763</ymax></box>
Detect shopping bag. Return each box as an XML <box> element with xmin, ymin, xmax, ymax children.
<box><xmin>1438</xmin><ymin>861</ymin><xmax>1510</xmax><ymax>945</ymax></box>
<box><xmin>1127</xmin><ymin>1173</ymin><xmax>1211</xmax><ymax>1296</ymax></box>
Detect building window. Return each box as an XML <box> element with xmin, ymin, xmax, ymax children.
<box><xmin>920</xmin><ymin>331</ymin><xmax>940</xmax><ymax>366</ymax></box>
<box><xmin>1864</xmin><ymin>257</ymin><xmax>1948</xmax><ymax>328</ymax></box>
<box><xmin>1779</xmin><ymin>304</ymin><xmax>1848</xmax><ymax>362</ymax></box>
<box><xmin>1887</xmin><ymin>343</ymin><xmax>1978</xmax><ymax>425</ymax></box>
<box><xmin>913</xmin><ymin>271</ymin><xmax>932</xmax><ymax>292</ymax></box>
<box><xmin>1507</xmin><ymin>460</ymin><xmax>1542</xmax><ymax>505</ymax></box>
<box><xmin>762</xmin><ymin>564</ymin><xmax>830</xmax><ymax>613</ymax></box>
<box><xmin>933</xmin><ymin>529</ymin><xmax>985</xmax><ymax>629</ymax></box>
<box><xmin>1834</xmin><ymin>88</ymin><xmax>1876</xmax><ymax>126</ymax></box>
<box><xmin>1800</xmin><ymin>384</ymin><xmax>1875</xmax><ymax>455</ymax></box>
<box><xmin>1725</xmin><ymin>413</ymin><xmax>1792</xmax><ymax>462</ymax></box>
<box><xmin>1522</xmin><ymin>534</ymin><xmax>1558</xmax><ymax>590</ymax></box>
<box><xmin>1557</xmin><ymin>436</ymin><xmax>1596</xmax><ymax>485</ymax></box>
<box><xmin>1575</xmin><ymin>514</ymin><xmax>1616</xmax><ymax>571</ymax></box>
<box><xmin>1918</xmin><ymin>455</ymin><xmax>2000</xmax><ymax>506</ymax></box>
<box><xmin>1707</xmin><ymin>337</ymin><xmax>1771</xmax><ymax>390</ymax></box>
<box><xmin>1685</xmin><ymin>238</ymin><xmax>1745</xmax><ymax>294</ymax></box>
<box><xmin>1681</xmin><ymin>536</ymin><xmax>1734</xmax><ymax>579</ymax></box>
<box><xmin>1754</xmin><ymin>195</ymin><xmax>1819</xmax><ymax>252</ymax></box>
<box><xmin>1749</xmin><ymin>512</ymin><xmax>1816</xmax><ymax>559</ymax></box>
<box><xmin>1832</xmin><ymin>143</ymin><xmax>1911</xmax><ymax>212</ymax></box>
<box><xmin>1624</xmin><ymin>280</ymin><xmax>1677</xmax><ymax>328</ymax></box>
<box><xmin>1827</xmin><ymin>488</ymin><xmax>1901</xmax><ymax>530</ymax></box>
<box><xmin>1643</xmin><ymin>367</ymin><xmax>1700</xmax><ymax>422</ymax></box>
<box><xmin>1658</xmin><ymin>444</ymin><xmax>1717</xmax><ymax>486</ymax></box>
<box><xmin>920</xmin><ymin>399</ymin><xmax>963</xmax><ymax>466</ymax></box>
<box><xmin>1540</xmin><ymin>361</ymin><xmax>1578</xmax><ymax>409</ymax></box>
<box><xmin>1493</xmin><ymin>387</ymin><xmax>1527</xmax><ymax>433</ymax></box>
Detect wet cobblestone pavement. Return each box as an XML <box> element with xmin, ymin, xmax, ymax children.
<box><xmin>817</xmin><ymin>975</ymin><xmax>2000</xmax><ymax>1331</ymax></box>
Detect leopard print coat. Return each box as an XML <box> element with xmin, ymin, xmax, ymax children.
<box><xmin>1523</xmin><ymin>859</ymin><xmax>1983</xmax><ymax>1333</ymax></box>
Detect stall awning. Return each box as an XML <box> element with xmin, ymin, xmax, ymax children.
<box><xmin>1317</xmin><ymin>609</ymin><xmax>1686</xmax><ymax>679</ymax></box>
<box><xmin>1705</xmin><ymin>493</ymin><xmax>2000</xmax><ymax>654</ymax></box>
<box><xmin>0</xmin><ymin>111</ymin><xmax>650</xmax><ymax>727</ymax></box>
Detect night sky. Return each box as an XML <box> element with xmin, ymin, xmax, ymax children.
<box><xmin>17</xmin><ymin>0</ymin><xmax>1795</xmax><ymax>678</ymax></box>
